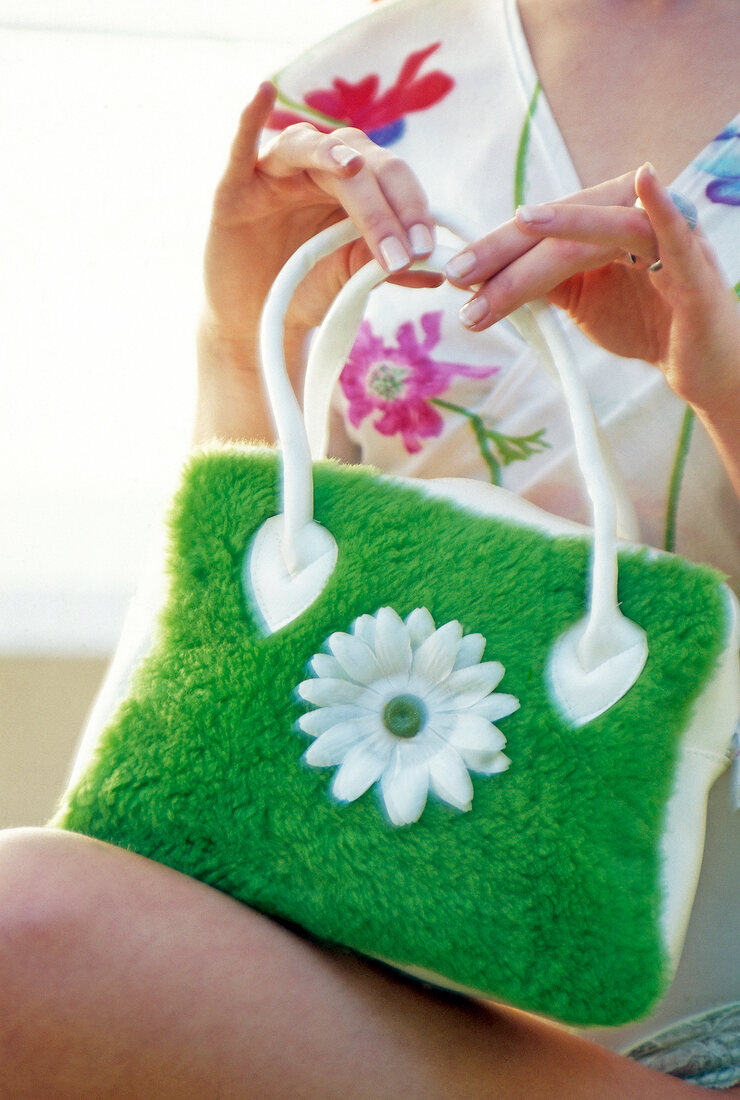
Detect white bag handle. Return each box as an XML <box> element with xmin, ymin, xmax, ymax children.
<box><xmin>252</xmin><ymin>216</ymin><xmax>648</xmax><ymax>726</ymax></box>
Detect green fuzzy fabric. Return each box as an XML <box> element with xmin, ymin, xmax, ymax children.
<box><xmin>53</xmin><ymin>447</ymin><xmax>731</xmax><ymax>1026</ymax></box>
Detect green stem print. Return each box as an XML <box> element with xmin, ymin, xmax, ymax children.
<box><xmin>432</xmin><ymin>398</ymin><xmax>550</xmax><ymax>486</ymax></box>
<box><xmin>272</xmin><ymin>84</ymin><xmax>344</xmax><ymax>129</ymax></box>
<box><xmin>664</xmin><ymin>407</ymin><xmax>695</xmax><ymax>553</ymax></box>
<box><xmin>514</xmin><ymin>82</ymin><xmax>542</xmax><ymax>211</ymax></box>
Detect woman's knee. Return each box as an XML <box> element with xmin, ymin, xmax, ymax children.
<box><xmin>0</xmin><ymin>826</ymin><xmax>75</xmax><ymax>934</ymax></box>
<box><xmin>0</xmin><ymin>828</ymin><xmax>100</xmax><ymax>1085</ymax></box>
<box><xmin>0</xmin><ymin>828</ymin><xmax>95</xmax><ymax>996</ymax></box>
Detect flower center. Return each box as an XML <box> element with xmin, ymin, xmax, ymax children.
<box><xmin>383</xmin><ymin>694</ymin><xmax>427</xmax><ymax>739</ymax></box>
<box><xmin>367</xmin><ymin>361</ymin><xmax>409</xmax><ymax>401</ymax></box>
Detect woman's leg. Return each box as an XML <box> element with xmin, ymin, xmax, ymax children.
<box><xmin>0</xmin><ymin>827</ymin><xmax>721</xmax><ymax>1099</ymax></box>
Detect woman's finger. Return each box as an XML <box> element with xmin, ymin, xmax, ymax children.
<box><xmin>261</xmin><ymin>124</ymin><xmax>435</xmax><ymax>273</ymax></box>
<box><xmin>260</xmin><ymin>120</ymin><xmax>365</xmax><ymax>181</ymax></box>
<box><xmin>333</xmin><ymin>139</ymin><xmax>435</xmax><ymax>270</ymax></box>
<box><xmin>210</xmin><ymin>85</ymin><xmax>283</xmax><ymax>228</ymax></box>
<box><xmin>455</xmin><ymin>235</ymin><xmax>615</xmax><ymax>330</ymax></box>
<box><xmin>444</xmin><ymin>171</ymin><xmax>640</xmax><ymax>289</ymax></box>
<box><xmin>634</xmin><ymin>163</ymin><xmax>706</xmax><ymax>286</ymax></box>
<box><xmin>228</xmin><ymin>83</ymin><xmax>278</xmax><ymax>170</ymax></box>
<box><xmin>444</xmin><ymin>217</ymin><xmax>540</xmax><ymax>287</ymax></box>
<box><xmin>513</xmin><ymin>202</ymin><xmax>659</xmax><ymax>265</ymax></box>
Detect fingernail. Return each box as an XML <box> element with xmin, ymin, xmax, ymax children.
<box><xmin>330</xmin><ymin>144</ymin><xmax>360</xmax><ymax>168</ymax></box>
<box><xmin>379</xmin><ymin>236</ymin><xmax>410</xmax><ymax>272</ymax></box>
<box><xmin>635</xmin><ymin>162</ymin><xmax>659</xmax><ymax>192</ymax></box>
<box><xmin>408</xmin><ymin>223</ymin><xmax>434</xmax><ymax>257</ymax></box>
<box><xmin>459</xmin><ymin>296</ymin><xmax>489</xmax><ymax>328</ymax></box>
<box><xmin>517</xmin><ymin>204</ymin><xmax>555</xmax><ymax>225</ymax></box>
<box><xmin>445</xmin><ymin>251</ymin><xmax>477</xmax><ymax>280</ymax></box>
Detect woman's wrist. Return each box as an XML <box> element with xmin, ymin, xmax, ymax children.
<box><xmin>682</xmin><ymin>362</ymin><xmax>740</xmax><ymax>501</ymax></box>
<box><xmin>194</xmin><ymin>315</ymin><xmax>264</xmax><ymax>445</ymax></box>
<box><xmin>194</xmin><ymin>311</ymin><xmax>313</xmax><ymax>447</ymax></box>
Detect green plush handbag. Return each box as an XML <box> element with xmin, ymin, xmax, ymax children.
<box><xmin>54</xmin><ymin>219</ymin><xmax>740</xmax><ymax>1027</ymax></box>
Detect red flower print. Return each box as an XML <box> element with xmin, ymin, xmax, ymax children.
<box><xmin>339</xmin><ymin>312</ymin><xmax>499</xmax><ymax>454</ymax></box>
<box><xmin>269</xmin><ymin>43</ymin><xmax>455</xmax><ymax>146</ymax></box>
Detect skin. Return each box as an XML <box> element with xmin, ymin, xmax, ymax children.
<box><xmin>3</xmin><ymin>1</ymin><xmax>739</xmax><ymax>1094</ymax></box>
<box><xmin>445</xmin><ymin>165</ymin><xmax>740</xmax><ymax>494</ymax></box>
<box><xmin>195</xmin><ymin>81</ymin><xmax>438</xmax><ymax>448</ymax></box>
<box><xmin>0</xmin><ymin>827</ymin><xmax>734</xmax><ymax>1098</ymax></box>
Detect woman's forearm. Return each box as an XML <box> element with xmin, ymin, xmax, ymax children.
<box><xmin>193</xmin><ymin>314</ymin><xmax>311</xmax><ymax>447</ymax></box>
<box><xmin>693</xmin><ymin>387</ymin><xmax>740</xmax><ymax>503</ymax></box>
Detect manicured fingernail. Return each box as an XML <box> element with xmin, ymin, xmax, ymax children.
<box><xmin>459</xmin><ymin>296</ymin><xmax>489</xmax><ymax>328</ymax></box>
<box><xmin>330</xmin><ymin>144</ymin><xmax>360</xmax><ymax>168</ymax></box>
<box><xmin>445</xmin><ymin>251</ymin><xmax>477</xmax><ymax>280</ymax></box>
<box><xmin>517</xmin><ymin>204</ymin><xmax>555</xmax><ymax>225</ymax></box>
<box><xmin>379</xmin><ymin>236</ymin><xmax>410</xmax><ymax>272</ymax></box>
<box><xmin>408</xmin><ymin>223</ymin><xmax>434</xmax><ymax>256</ymax></box>
<box><xmin>635</xmin><ymin>162</ymin><xmax>659</xmax><ymax>192</ymax></box>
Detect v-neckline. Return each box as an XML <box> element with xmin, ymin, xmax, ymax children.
<box><xmin>502</xmin><ymin>0</ymin><xmax>740</xmax><ymax>194</ymax></box>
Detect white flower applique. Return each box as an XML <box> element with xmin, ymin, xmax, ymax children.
<box><xmin>296</xmin><ymin>606</ymin><xmax>519</xmax><ymax>826</ymax></box>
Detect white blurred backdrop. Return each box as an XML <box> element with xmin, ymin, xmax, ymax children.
<box><xmin>0</xmin><ymin>0</ymin><xmax>371</xmax><ymax>826</ymax></box>
<box><xmin>0</xmin><ymin>0</ymin><xmax>370</xmax><ymax>656</ymax></box>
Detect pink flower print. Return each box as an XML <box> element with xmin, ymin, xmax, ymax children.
<box><xmin>269</xmin><ymin>43</ymin><xmax>455</xmax><ymax>146</ymax></box>
<box><xmin>339</xmin><ymin>312</ymin><xmax>499</xmax><ymax>453</ymax></box>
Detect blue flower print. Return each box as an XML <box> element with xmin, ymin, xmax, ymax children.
<box><xmin>698</xmin><ymin>123</ymin><xmax>740</xmax><ymax>206</ymax></box>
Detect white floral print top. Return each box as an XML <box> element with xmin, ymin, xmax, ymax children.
<box><xmin>270</xmin><ymin>0</ymin><xmax>740</xmax><ymax>587</ymax></box>
<box><xmin>269</xmin><ymin>0</ymin><xmax>740</xmax><ymax>1058</ymax></box>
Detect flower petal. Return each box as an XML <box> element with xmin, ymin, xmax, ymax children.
<box><xmin>448</xmin><ymin>713</ymin><xmax>507</xmax><ymax>754</ymax></box>
<box><xmin>464</xmin><ymin>748</ymin><xmax>511</xmax><ymax>776</ymax></box>
<box><xmin>374</xmin><ymin>607</ymin><xmax>412</xmax><ymax>677</ymax></box>
<box><xmin>471</xmin><ymin>693</ymin><xmax>520</xmax><ymax>722</ymax></box>
<box><xmin>331</xmin><ymin>739</ymin><xmax>391</xmax><ymax>802</ymax></box>
<box><xmin>309</xmin><ymin>653</ymin><xmax>344</xmax><ymax>679</ymax></box>
<box><xmin>352</xmin><ymin>613</ymin><xmax>378</xmax><ymax>649</ymax></box>
<box><xmin>303</xmin><ymin>718</ymin><xmax>371</xmax><ymax>766</ymax></box>
<box><xmin>396</xmin><ymin>728</ymin><xmax>442</xmax><ymax>767</ymax></box>
<box><xmin>427</xmin><ymin>747</ymin><xmax>474</xmax><ymax>812</ymax></box>
<box><xmin>443</xmin><ymin>661</ymin><xmax>505</xmax><ymax>705</ymax></box>
<box><xmin>452</xmin><ymin>633</ymin><xmax>486</xmax><ymax>670</ymax></box>
<box><xmin>297</xmin><ymin>677</ymin><xmax>364</xmax><ymax>706</ymax></box>
<box><xmin>298</xmin><ymin>704</ymin><xmax>368</xmax><ymax>736</ymax></box>
<box><xmin>380</xmin><ymin>749</ymin><xmax>430</xmax><ymax>825</ymax></box>
<box><xmin>405</xmin><ymin>607</ymin><xmax>435</xmax><ymax>648</ymax></box>
<box><xmin>424</xmin><ymin>709</ymin><xmax>455</xmax><ymax>739</ymax></box>
<box><xmin>328</xmin><ymin>631</ymin><xmax>383</xmax><ymax>685</ymax></box>
<box><xmin>411</xmin><ymin>620</ymin><xmax>462</xmax><ymax>683</ymax></box>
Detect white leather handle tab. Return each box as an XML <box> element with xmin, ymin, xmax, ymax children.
<box><xmin>252</xmin><ymin>217</ymin><xmax>648</xmax><ymax>725</ymax></box>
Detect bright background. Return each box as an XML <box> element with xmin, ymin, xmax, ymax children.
<box><xmin>1</xmin><ymin>0</ymin><xmax>369</xmax><ymax>656</ymax></box>
<box><xmin>0</xmin><ymin>0</ymin><xmax>369</xmax><ymax>825</ymax></box>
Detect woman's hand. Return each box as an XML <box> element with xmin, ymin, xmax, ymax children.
<box><xmin>444</xmin><ymin>163</ymin><xmax>740</xmax><ymax>496</ymax></box>
<box><xmin>444</xmin><ymin>164</ymin><xmax>740</xmax><ymax>415</ymax></box>
<box><xmin>196</xmin><ymin>81</ymin><xmax>435</xmax><ymax>444</ymax></box>
<box><xmin>203</xmin><ymin>81</ymin><xmax>435</xmax><ymax>345</ymax></box>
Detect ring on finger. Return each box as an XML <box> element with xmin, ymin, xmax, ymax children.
<box><xmin>636</xmin><ymin>190</ymin><xmax>697</xmax><ymax>274</ymax></box>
